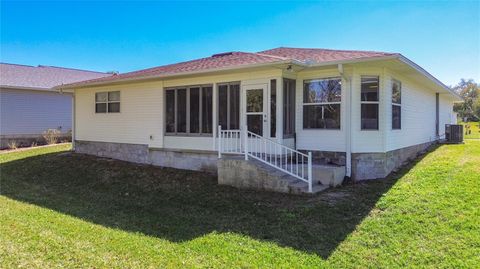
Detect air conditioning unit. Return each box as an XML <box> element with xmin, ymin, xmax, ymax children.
<box><xmin>445</xmin><ymin>124</ymin><xmax>463</xmax><ymax>143</ymax></box>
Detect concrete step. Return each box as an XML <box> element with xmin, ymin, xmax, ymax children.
<box><xmin>218</xmin><ymin>156</ymin><xmax>333</xmax><ymax>195</ymax></box>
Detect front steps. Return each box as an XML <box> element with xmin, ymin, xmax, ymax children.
<box><xmin>217</xmin><ymin>155</ymin><xmax>344</xmax><ymax>194</ymax></box>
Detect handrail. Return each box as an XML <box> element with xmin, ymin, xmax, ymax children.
<box><xmin>218</xmin><ymin>125</ymin><xmax>313</xmax><ymax>193</ymax></box>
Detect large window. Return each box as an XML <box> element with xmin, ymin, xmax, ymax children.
<box><xmin>283</xmin><ymin>78</ymin><xmax>296</xmax><ymax>137</ymax></box>
<box><xmin>95</xmin><ymin>91</ymin><xmax>120</xmax><ymax>113</ymax></box>
<box><xmin>218</xmin><ymin>82</ymin><xmax>240</xmax><ymax>130</ymax></box>
<box><xmin>361</xmin><ymin>76</ymin><xmax>379</xmax><ymax>130</ymax></box>
<box><xmin>392</xmin><ymin>79</ymin><xmax>401</xmax><ymax>129</ymax></box>
<box><xmin>303</xmin><ymin>78</ymin><xmax>341</xmax><ymax>129</ymax></box>
<box><xmin>165</xmin><ymin>85</ymin><xmax>213</xmax><ymax>135</ymax></box>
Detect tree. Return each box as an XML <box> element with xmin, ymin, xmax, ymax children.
<box><xmin>453</xmin><ymin>79</ymin><xmax>479</xmax><ymax>121</ymax></box>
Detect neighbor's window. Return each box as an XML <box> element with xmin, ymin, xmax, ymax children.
<box><xmin>392</xmin><ymin>79</ymin><xmax>401</xmax><ymax>129</ymax></box>
<box><xmin>361</xmin><ymin>76</ymin><xmax>379</xmax><ymax>130</ymax></box>
<box><xmin>165</xmin><ymin>85</ymin><xmax>213</xmax><ymax>135</ymax></box>
<box><xmin>303</xmin><ymin>78</ymin><xmax>341</xmax><ymax>129</ymax></box>
<box><xmin>283</xmin><ymin>78</ymin><xmax>296</xmax><ymax>137</ymax></box>
<box><xmin>95</xmin><ymin>91</ymin><xmax>120</xmax><ymax>113</ymax></box>
<box><xmin>218</xmin><ymin>82</ymin><xmax>240</xmax><ymax>130</ymax></box>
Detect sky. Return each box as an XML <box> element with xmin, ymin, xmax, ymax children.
<box><xmin>1</xmin><ymin>1</ymin><xmax>479</xmax><ymax>86</ymax></box>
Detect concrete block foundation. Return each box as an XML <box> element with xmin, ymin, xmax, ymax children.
<box><xmin>75</xmin><ymin>140</ymin><xmax>217</xmax><ymax>173</ymax></box>
<box><xmin>352</xmin><ymin>141</ymin><xmax>434</xmax><ymax>180</ymax></box>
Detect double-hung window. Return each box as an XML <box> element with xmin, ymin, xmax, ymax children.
<box><xmin>95</xmin><ymin>91</ymin><xmax>120</xmax><ymax>113</ymax></box>
<box><xmin>361</xmin><ymin>76</ymin><xmax>379</xmax><ymax>130</ymax></box>
<box><xmin>303</xmin><ymin>78</ymin><xmax>341</xmax><ymax>129</ymax></box>
<box><xmin>392</xmin><ymin>79</ymin><xmax>402</xmax><ymax>129</ymax></box>
<box><xmin>165</xmin><ymin>85</ymin><xmax>213</xmax><ymax>135</ymax></box>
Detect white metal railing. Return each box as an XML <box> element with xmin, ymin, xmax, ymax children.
<box><xmin>218</xmin><ymin>125</ymin><xmax>312</xmax><ymax>193</ymax></box>
<box><xmin>217</xmin><ymin>126</ymin><xmax>242</xmax><ymax>156</ymax></box>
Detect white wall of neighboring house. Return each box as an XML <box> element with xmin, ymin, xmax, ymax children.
<box><xmin>0</xmin><ymin>88</ymin><xmax>72</xmax><ymax>136</ymax></box>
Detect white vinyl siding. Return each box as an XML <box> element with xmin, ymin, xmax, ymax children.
<box><xmin>0</xmin><ymin>88</ymin><xmax>72</xmax><ymax>135</ymax></box>
<box><xmin>74</xmin><ymin>68</ymin><xmax>282</xmax><ymax>151</ymax></box>
<box><xmin>384</xmin><ymin>70</ymin><xmax>455</xmax><ymax>151</ymax></box>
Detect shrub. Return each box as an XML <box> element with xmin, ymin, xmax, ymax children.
<box><xmin>7</xmin><ymin>140</ymin><xmax>18</xmax><ymax>149</ymax></box>
<box><xmin>43</xmin><ymin>129</ymin><xmax>61</xmax><ymax>145</ymax></box>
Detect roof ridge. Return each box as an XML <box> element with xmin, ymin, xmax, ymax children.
<box><xmin>0</xmin><ymin>62</ymin><xmax>36</xmax><ymax>68</ymax></box>
<box><xmin>1</xmin><ymin>62</ymin><xmax>108</xmax><ymax>74</ymax></box>
<box><xmin>262</xmin><ymin>47</ymin><xmax>396</xmax><ymax>55</ymax></box>
<box><xmin>36</xmin><ymin>65</ymin><xmax>108</xmax><ymax>74</ymax></box>
<box><xmin>253</xmin><ymin>52</ymin><xmax>291</xmax><ymax>61</ymax></box>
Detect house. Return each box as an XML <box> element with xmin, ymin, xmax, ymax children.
<box><xmin>56</xmin><ymin>47</ymin><xmax>460</xmax><ymax>194</ymax></box>
<box><xmin>0</xmin><ymin>63</ymin><xmax>111</xmax><ymax>148</ymax></box>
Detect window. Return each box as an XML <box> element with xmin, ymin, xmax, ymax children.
<box><xmin>303</xmin><ymin>78</ymin><xmax>341</xmax><ymax>129</ymax></box>
<box><xmin>283</xmin><ymin>78</ymin><xmax>296</xmax><ymax>137</ymax></box>
<box><xmin>392</xmin><ymin>79</ymin><xmax>401</xmax><ymax>129</ymax></box>
<box><xmin>95</xmin><ymin>91</ymin><xmax>120</xmax><ymax>113</ymax></box>
<box><xmin>361</xmin><ymin>76</ymin><xmax>379</xmax><ymax>130</ymax></box>
<box><xmin>218</xmin><ymin>82</ymin><xmax>240</xmax><ymax>130</ymax></box>
<box><xmin>165</xmin><ymin>85</ymin><xmax>213</xmax><ymax>135</ymax></box>
<box><xmin>270</xmin><ymin>79</ymin><xmax>276</xmax><ymax>138</ymax></box>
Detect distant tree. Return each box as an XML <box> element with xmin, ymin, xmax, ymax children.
<box><xmin>453</xmin><ymin>79</ymin><xmax>479</xmax><ymax>121</ymax></box>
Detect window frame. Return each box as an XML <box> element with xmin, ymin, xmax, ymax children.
<box><xmin>164</xmin><ymin>84</ymin><xmax>213</xmax><ymax>136</ymax></box>
<box><xmin>95</xmin><ymin>91</ymin><xmax>120</xmax><ymax>114</ymax></box>
<box><xmin>391</xmin><ymin>79</ymin><xmax>402</xmax><ymax>130</ymax></box>
<box><xmin>302</xmin><ymin>77</ymin><xmax>342</xmax><ymax>130</ymax></box>
<box><xmin>360</xmin><ymin>75</ymin><xmax>380</xmax><ymax>131</ymax></box>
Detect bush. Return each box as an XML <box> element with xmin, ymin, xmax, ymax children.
<box><xmin>7</xmin><ymin>140</ymin><xmax>18</xmax><ymax>150</ymax></box>
<box><xmin>43</xmin><ymin>129</ymin><xmax>61</xmax><ymax>145</ymax></box>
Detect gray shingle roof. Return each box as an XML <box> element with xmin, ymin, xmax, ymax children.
<box><xmin>0</xmin><ymin>63</ymin><xmax>111</xmax><ymax>90</ymax></box>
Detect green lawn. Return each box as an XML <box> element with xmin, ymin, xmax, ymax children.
<box><xmin>460</xmin><ymin>121</ymin><xmax>480</xmax><ymax>139</ymax></box>
<box><xmin>1</xmin><ymin>142</ymin><xmax>479</xmax><ymax>268</ymax></box>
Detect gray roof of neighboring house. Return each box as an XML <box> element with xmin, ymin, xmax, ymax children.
<box><xmin>0</xmin><ymin>63</ymin><xmax>112</xmax><ymax>91</ymax></box>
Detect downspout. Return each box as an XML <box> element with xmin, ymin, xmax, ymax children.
<box><xmin>72</xmin><ymin>90</ymin><xmax>76</xmax><ymax>151</ymax></box>
<box><xmin>338</xmin><ymin>64</ymin><xmax>352</xmax><ymax>178</ymax></box>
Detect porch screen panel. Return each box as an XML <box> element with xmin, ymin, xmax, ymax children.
<box><xmin>270</xmin><ymin>79</ymin><xmax>276</xmax><ymax>137</ymax></box>
<box><xmin>165</xmin><ymin>90</ymin><xmax>175</xmax><ymax>133</ymax></box>
<box><xmin>217</xmin><ymin>82</ymin><xmax>240</xmax><ymax>130</ymax></box>
<box><xmin>202</xmin><ymin>86</ymin><xmax>213</xmax><ymax>133</ymax></box>
<box><xmin>190</xmin><ymin>87</ymin><xmax>200</xmax><ymax>133</ymax></box>
<box><xmin>283</xmin><ymin>78</ymin><xmax>296</xmax><ymax>137</ymax></box>
<box><xmin>218</xmin><ymin>85</ymin><xmax>228</xmax><ymax>129</ymax></box>
<box><xmin>176</xmin><ymin>89</ymin><xmax>187</xmax><ymax>133</ymax></box>
<box><xmin>229</xmin><ymin>84</ymin><xmax>240</xmax><ymax>130</ymax></box>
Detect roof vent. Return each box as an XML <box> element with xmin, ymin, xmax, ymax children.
<box><xmin>212</xmin><ymin>52</ymin><xmax>234</xmax><ymax>58</ymax></box>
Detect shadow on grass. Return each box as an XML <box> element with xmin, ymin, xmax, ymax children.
<box><xmin>0</xmin><ymin>145</ymin><xmax>438</xmax><ymax>258</ymax></box>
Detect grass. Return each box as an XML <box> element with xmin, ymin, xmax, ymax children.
<box><xmin>0</xmin><ymin>142</ymin><xmax>479</xmax><ymax>268</ymax></box>
<box><xmin>460</xmin><ymin>121</ymin><xmax>480</xmax><ymax>139</ymax></box>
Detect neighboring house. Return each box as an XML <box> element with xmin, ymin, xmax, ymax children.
<box><xmin>0</xmin><ymin>63</ymin><xmax>111</xmax><ymax>148</ymax></box>
<box><xmin>57</xmin><ymin>47</ymin><xmax>460</xmax><ymax>194</ymax></box>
